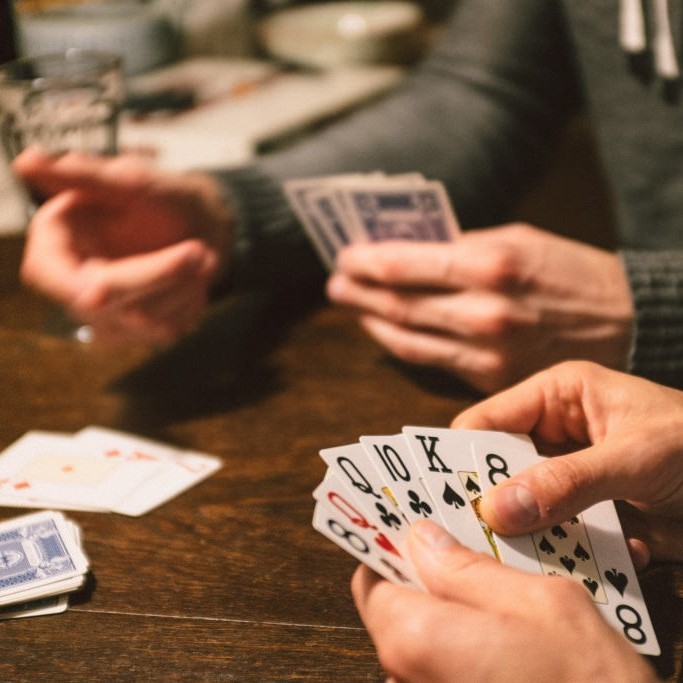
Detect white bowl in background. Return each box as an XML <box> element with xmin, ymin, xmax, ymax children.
<box><xmin>257</xmin><ymin>1</ymin><xmax>425</xmax><ymax>69</ymax></box>
<box><xmin>17</xmin><ymin>3</ymin><xmax>178</xmax><ymax>76</ymax></box>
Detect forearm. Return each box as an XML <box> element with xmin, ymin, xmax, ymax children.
<box><xmin>256</xmin><ymin>0</ymin><xmax>580</xmax><ymax>228</ymax></box>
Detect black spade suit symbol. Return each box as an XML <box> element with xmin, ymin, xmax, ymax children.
<box><xmin>538</xmin><ymin>536</ymin><xmax>555</xmax><ymax>555</ymax></box>
<box><xmin>604</xmin><ymin>568</ymin><xmax>628</xmax><ymax>596</ymax></box>
<box><xmin>560</xmin><ymin>555</ymin><xmax>576</xmax><ymax>574</ymax></box>
<box><xmin>573</xmin><ymin>542</ymin><xmax>590</xmax><ymax>561</ymax></box>
<box><xmin>583</xmin><ymin>578</ymin><xmax>599</xmax><ymax>596</ymax></box>
<box><xmin>551</xmin><ymin>525</ymin><xmax>567</xmax><ymax>539</ymax></box>
<box><xmin>465</xmin><ymin>476</ymin><xmax>480</xmax><ymax>494</ymax></box>
<box><xmin>442</xmin><ymin>482</ymin><xmax>465</xmax><ymax>509</ymax></box>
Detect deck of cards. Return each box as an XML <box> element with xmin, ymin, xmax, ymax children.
<box><xmin>0</xmin><ymin>510</ymin><xmax>89</xmax><ymax>619</ymax></box>
<box><xmin>313</xmin><ymin>426</ymin><xmax>660</xmax><ymax>656</ymax></box>
<box><xmin>0</xmin><ymin>427</ymin><xmax>222</xmax><ymax>516</ymax></box>
<box><xmin>284</xmin><ymin>172</ymin><xmax>461</xmax><ymax>269</ymax></box>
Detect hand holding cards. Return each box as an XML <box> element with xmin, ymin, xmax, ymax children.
<box><xmin>312</xmin><ymin>426</ymin><xmax>660</xmax><ymax>656</ymax></box>
<box><xmin>284</xmin><ymin>173</ymin><xmax>460</xmax><ymax>269</ymax></box>
<box><xmin>0</xmin><ymin>427</ymin><xmax>222</xmax><ymax>516</ymax></box>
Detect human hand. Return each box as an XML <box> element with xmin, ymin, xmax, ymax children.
<box><xmin>452</xmin><ymin>360</ymin><xmax>683</xmax><ymax>568</ymax></box>
<box><xmin>326</xmin><ymin>224</ymin><xmax>633</xmax><ymax>393</ymax></box>
<box><xmin>352</xmin><ymin>520</ymin><xmax>656</xmax><ymax>683</ymax></box>
<box><xmin>15</xmin><ymin>148</ymin><xmax>232</xmax><ymax>344</ymax></box>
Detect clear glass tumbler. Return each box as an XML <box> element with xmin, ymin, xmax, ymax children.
<box><xmin>0</xmin><ymin>49</ymin><xmax>124</xmax><ymax>341</ymax></box>
<box><xmin>0</xmin><ymin>48</ymin><xmax>123</xmax><ymax>159</ymax></box>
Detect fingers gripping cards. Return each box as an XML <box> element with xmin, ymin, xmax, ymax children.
<box><xmin>312</xmin><ymin>426</ymin><xmax>660</xmax><ymax>656</ymax></box>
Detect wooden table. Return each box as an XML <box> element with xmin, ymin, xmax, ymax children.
<box><xmin>0</xmin><ymin>233</ymin><xmax>681</xmax><ymax>682</ymax></box>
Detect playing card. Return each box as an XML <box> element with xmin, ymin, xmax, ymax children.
<box><xmin>0</xmin><ymin>431</ymin><xmax>164</xmax><ymax>511</ymax></box>
<box><xmin>318</xmin><ymin>443</ymin><xmax>424</xmax><ymax>588</ymax></box>
<box><xmin>284</xmin><ymin>172</ymin><xmax>458</xmax><ymax>270</ymax></box>
<box><xmin>472</xmin><ymin>445</ymin><xmax>660</xmax><ymax>656</ymax></box>
<box><xmin>313</xmin><ymin>468</ymin><xmax>421</xmax><ymax>588</ymax></box>
<box><xmin>284</xmin><ymin>178</ymin><xmax>351</xmax><ymax>268</ymax></box>
<box><xmin>358</xmin><ymin>433</ymin><xmax>444</xmax><ymax>526</ymax></box>
<box><xmin>0</xmin><ymin>594</ymin><xmax>69</xmax><ymax>619</ymax></box>
<box><xmin>336</xmin><ymin>181</ymin><xmax>460</xmax><ymax>243</ymax></box>
<box><xmin>114</xmin><ymin>450</ymin><xmax>222</xmax><ymax>516</ymax></box>
<box><xmin>401</xmin><ymin>426</ymin><xmax>535</xmax><ymax>557</ymax></box>
<box><xmin>74</xmin><ymin>427</ymin><xmax>222</xmax><ymax>516</ymax></box>
<box><xmin>0</xmin><ymin>510</ymin><xmax>88</xmax><ymax>602</ymax></box>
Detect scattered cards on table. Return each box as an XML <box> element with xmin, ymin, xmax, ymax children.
<box><xmin>312</xmin><ymin>426</ymin><xmax>660</xmax><ymax>656</ymax></box>
<box><xmin>0</xmin><ymin>510</ymin><xmax>88</xmax><ymax>619</ymax></box>
<box><xmin>284</xmin><ymin>172</ymin><xmax>461</xmax><ymax>269</ymax></box>
<box><xmin>0</xmin><ymin>427</ymin><xmax>222</xmax><ymax>516</ymax></box>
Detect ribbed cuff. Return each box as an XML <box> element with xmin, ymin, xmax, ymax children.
<box><xmin>621</xmin><ymin>250</ymin><xmax>683</xmax><ymax>387</ymax></box>
<box><xmin>210</xmin><ymin>164</ymin><xmax>324</xmax><ymax>290</ymax></box>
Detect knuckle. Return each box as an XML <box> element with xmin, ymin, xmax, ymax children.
<box><xmin>371</xmin><ymin>255</ymin><xmax>408</xmax><ymax>283</ymax></box>
<box><xmin>477</xmin><ymin>246</ymin><xmax>521</xmax><ymax>289</ymax></box>
<box><xmin>532</xmin><ymin>456</ymin><xmax>595</xmax><ymax>516</ymax></box>
<box><xmin>72</xmin><ymin>278</ymin><xmax>110</xmax><ymax>316</ymax></box>
<box><xmin>382</xmin><ymin>297</ymin><xmax>413</xmax><ymax>327</ymax></box>
<box><xmin>18</xmin><ymin>258</ymin><xmax>39</xmax><ymax>290</ymax></box>
<box><xmin>470</xmin><ymin>299</ymin><xmax>521</xmax><ymax>336</ymax></box>
<box><xmin>537</xmin><ymin>576</ymin><xmax>593</xmax><ymax>613</ymax></box>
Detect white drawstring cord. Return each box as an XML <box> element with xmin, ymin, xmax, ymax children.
<box><xmin>619</xmin><ymin>0</ymin><xmax>680</xmax><ymax>79</ymax></box>
<box><xmin>620</xmin><ymin>0</ymin><xmax>647</xmax><ymax>52</ymax></box>
<box><xmin>652</xmin><ymin>0</ymin><xmax>680</xmax><ymax>78</ymax></box>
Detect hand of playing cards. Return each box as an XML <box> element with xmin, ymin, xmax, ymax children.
<box><xmin>0</xmin><ymin>427</ymin><xmax>222</xmax><ymax>516</ymax></box>
<box><xmin>313</xmin><ymin>426</ymin><xmax>660</xmax><ymax>656</ymax></box>
<box><xmin>0</xmin><ymin>510</ymin><xmax>88</xmax><ymax>620</ymax></box>
<box><xmin>284</xmin><ymin>173</ymin><xmax>460</xmax><ymax>269</ymax></box>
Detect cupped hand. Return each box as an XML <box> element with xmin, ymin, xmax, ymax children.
<box><xmin>352</xmin><ymin>520</ymin><xmax>656</xmax><ymax>682</ymax></box>
<box><xmin>327</xmin><ymin>224</ymin><xmax>634</xmax><ymax>393</ymax></box>
<box><xmin>15</xmin><ymin>149</ymin><xmax>232</xmax><ymax>344</ymax></box>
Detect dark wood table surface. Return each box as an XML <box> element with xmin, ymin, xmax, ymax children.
<box><xmin>0</xmin><ymin>232</ymin><xmax>681</xmax><ymax>682</ymax></box>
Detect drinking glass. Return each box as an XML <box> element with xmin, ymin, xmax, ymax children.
<box><xmin>0</xmin><ymin>49</ymin><xmax>124</xmax><ymax>341</ymax></box>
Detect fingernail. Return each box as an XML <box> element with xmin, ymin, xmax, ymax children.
<box><xmin>491</xmin><ymin>485</ymin><xmax>539</xmax><ymax>528</ymax></box>
<box><xmin>412</xmin><ymin>519</ymin><xmax>457</xmax><ymax>550</ymax></box>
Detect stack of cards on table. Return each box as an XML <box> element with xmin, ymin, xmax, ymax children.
<box><xmin>284</xmin><ymin>173</ymin><xmax>460</xmax><ymax>269</ymax></box>
<box><xmin>0</xmin><ymin>427</ymin><xmax>222</xmax><ymax>516</ymax></box>
<box><xmin>0</xmin><ymin>510</ymin><xmax>88</xmax><ymax>619</ymax></box>
<box><xmin>312</xmin><ymin>426</ymin><xmax>660</xmax><ymax>655</ymax></box>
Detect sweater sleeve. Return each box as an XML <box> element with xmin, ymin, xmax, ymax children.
<box><xmin>621</xmin><ymin>250</ymin><xmax>683</xmax><ymax>387</ymax></box>
<box><xmin>217</xmin><ymin>0</ymin><xmax>581</xmax><ymax>288</ymax></box>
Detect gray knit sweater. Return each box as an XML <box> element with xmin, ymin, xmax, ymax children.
<box><xmin>217</xmin><ymin>0</ymin><xmax>683</xmax><ymax>388</ymax></box>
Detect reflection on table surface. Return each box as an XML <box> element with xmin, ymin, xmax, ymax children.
<box><xmin>0</xmin><ymin>234</ymin><xmax>681</xmax><ymax>681</ymax></box>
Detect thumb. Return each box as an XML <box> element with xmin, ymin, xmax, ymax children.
<box><xmin>479</xmin><ymin>446</ymin><xmax>620</xmax><ymax>536</ymax></box>
<box><xmin>406</xmin><ymin>520</ymin><xmax>501</xmax><ymax>601</ymax></box>
<box><xmin>73</xmin><ymin>239</ymin><xmax>216</xmax><ymax>313</ymax></box>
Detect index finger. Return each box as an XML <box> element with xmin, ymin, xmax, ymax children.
<box><xmin>13</xmin><ymin>148</ymin><xmax>158</xmax><ymax>202</ymax></box>
<box><xmin>334</xmin><ymin>240</ymin><xmax>478</xmax><ymax>289</ymax></box>
<box><xmin>451</xmin><ymin>361</ymin><xmax>596</xmax><ymax>447</ymax></box>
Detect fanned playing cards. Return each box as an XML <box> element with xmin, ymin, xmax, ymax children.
<box><xmin>312</xmin><ymin>426</ymin><xmax>660</xmax><ymax>656</ymax></box>
<box><xmin>284</xmin><ymin>172</ymin><xmax>461</xmax><ymax>269</ymax></box>
<box><xmin>0</xmin><ymin>427</ymin><xmax>222</xmax><ymax>516</ymax></box>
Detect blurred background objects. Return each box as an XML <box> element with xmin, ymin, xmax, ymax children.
<box><xmin>0</xmin><ymin>0</ymin><xmax>453</xmax><ymax>234</ymax></box>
